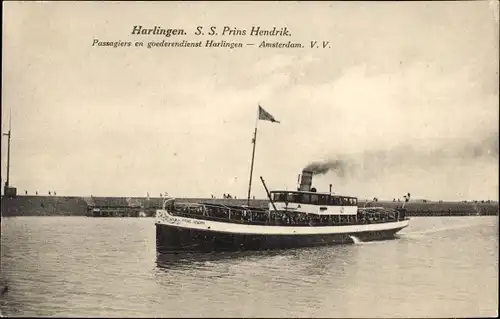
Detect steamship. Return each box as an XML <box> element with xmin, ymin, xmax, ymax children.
<box><xmin>155</xmin><ymin>170</ymin><xmax>410</xmax><ymax>253</ymax></box>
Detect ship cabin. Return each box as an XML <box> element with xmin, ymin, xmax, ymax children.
<box><xmin>269</xmin><ymin>169</ymin><xmax>358</xmax><ymax>216</ymax></box>
<box><xmin>269</xmin><ymin>190</ymin><xmax>358</xmax><ymax>216</ymax></box>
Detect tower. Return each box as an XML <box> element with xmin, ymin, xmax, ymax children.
<box><xmin>3</xmin><ymin>110</ymin><xmax>16</xmax><ymax>196</ymax></box>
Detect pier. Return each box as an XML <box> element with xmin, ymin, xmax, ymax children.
<box><xmin>88</xmin><ymin>206</ymin><xmax>155</xmax><ymax>217</ymax></box>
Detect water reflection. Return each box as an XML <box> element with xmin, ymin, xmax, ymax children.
<box><xmin>154</xmin><ymin>238</ymin><xmax>397</xmax><ymax>272</ymax></box>
<box><xmin>154</xmin><ymin>244</ymin><xmax>361</xmax><ymax>282</ymax></box>
<box><xmin>155</xmin><ymin>249</ymin><xmax>299</xmax><ymax>270</ymax></box>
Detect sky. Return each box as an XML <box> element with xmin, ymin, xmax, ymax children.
<box><xmin>2</xmin><ymin>1</ymin><xmax>499</xmax><ymax>201</ymax></box>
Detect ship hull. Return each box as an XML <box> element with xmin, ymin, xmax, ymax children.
<box><xmin>155</xmin><ymin>217</ymin><xmax>408</xmax><ymax>253</ymax></box>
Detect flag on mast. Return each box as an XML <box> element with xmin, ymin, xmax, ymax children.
<box><xmin>258</xmin><ymin>105</ymin><xmax>280</xmax><ymax>123</ymax></box>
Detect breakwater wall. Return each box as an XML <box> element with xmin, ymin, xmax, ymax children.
<box><xmin>1</xmin><ymin>196</ymin><xmax>88</xmax><ymax>216</ymax></box>
<box><xmin>1</xmin><ymin>195</ymin><xmax>498</xmax><ymax>217</ymax></box>
<box><xmin>358</xmin><ymin>200</ymin><xmax>499</xmax><ymax>217</ymax></box>
<box><xmin>0</xmin><ymin>195</ymin><xmax>268</xmax><ymax>217</ymax></box>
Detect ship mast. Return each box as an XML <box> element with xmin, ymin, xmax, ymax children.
<box><xmin>246</xmin><ymin>105</ymin><xmax>280</xmax><ymax>206</ymax></box>
<box><xmin>3</xmin><ymin>109</ymin><xmax>12</xmax><ymax>189</ymax></box>
<box><xmin>246</xmin><ymin>108</ymin><xmax>260</xmax><ymax>206</ymax></box>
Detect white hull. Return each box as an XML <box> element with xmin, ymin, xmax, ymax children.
<box><xmin>156</xmin><ymin>209</ymin><xmax>409</xmax><ymax>236</ymax></box>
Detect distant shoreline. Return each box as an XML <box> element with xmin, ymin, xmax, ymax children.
<box><xmin>1</xmin><ymin>195</ymin><xmax>498</xmax><ymax>217</ymax></box>
<box><xmin>2</xmin><ymin>194</ymin><xmax>497</xmax><ymax>203</ymax></box>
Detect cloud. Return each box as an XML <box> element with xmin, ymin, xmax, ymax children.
<box><xmin>2</xmin><ymin>2</ymin><xmax>497</xmax><ymax>200</ymax></box>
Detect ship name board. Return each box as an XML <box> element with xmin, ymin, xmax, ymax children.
<box><xmin>161</xmin><ymin>215</ymin><xmax>205</xmax><ymax>226</ymax></box>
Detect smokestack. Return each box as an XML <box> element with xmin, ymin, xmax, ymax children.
<box><xmin>329</xmin><ymin>184</ymin><xmax>332</xmax><ymax>194</ymax></box>
<box><xmin>299</xmin><ymin>170</ymin><xmax>313</xmax><ymax>192</ymax></box>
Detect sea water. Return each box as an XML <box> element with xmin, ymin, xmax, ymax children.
<box><xmin>0</xmin><ymin>216</ymin><xmax>497</xmax><ymax>317</ymax></box>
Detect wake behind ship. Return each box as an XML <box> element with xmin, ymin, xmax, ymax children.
<box><xmin>155</xmin><ymin>170</ymin><xmax>410</xmax><ymax>253</ymax></box>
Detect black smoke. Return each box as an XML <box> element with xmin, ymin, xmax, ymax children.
<box><xmin>305</xmin><ymin>160</ymin><xmax>348</xmax><ymax>177</ymax></box>
<box><xmin>303</xmin><ymin>132</ymin><xmax>499</xmax><ymax>179</ymax></box>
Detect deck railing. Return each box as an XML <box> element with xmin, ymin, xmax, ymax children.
<box><xmin>166</xmin><ymin>201</ymin><xmax>404</xmax><ymax>227</ymax></box>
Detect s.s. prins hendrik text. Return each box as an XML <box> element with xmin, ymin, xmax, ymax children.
<box><xmin>131</xmin><ymin>25</ymin><xmax>292</xmax><ymax>37</ymax></box>
<box><xmin>93</xmin><ymin>25</ymin><xmax>327</xmax><ymax>50</ymax></box>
